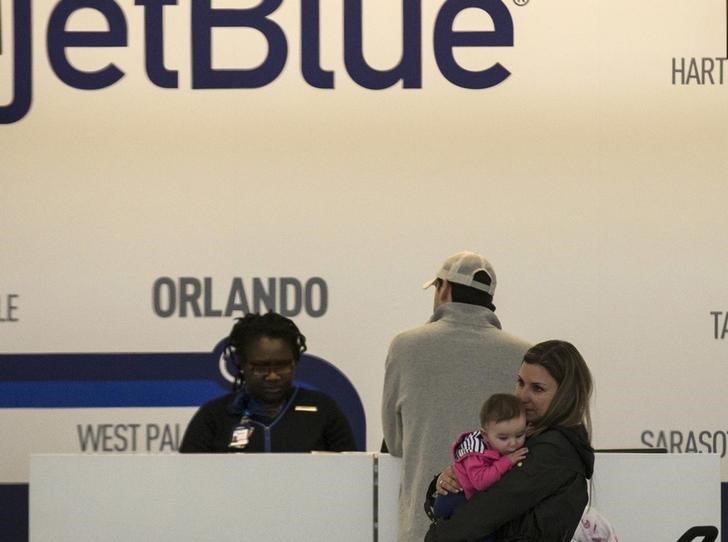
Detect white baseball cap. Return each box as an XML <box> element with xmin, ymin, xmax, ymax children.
<box><xmin>422</xmin><ymin>251</ymin><xmax>497</xmax><ymax>296</ymax></box>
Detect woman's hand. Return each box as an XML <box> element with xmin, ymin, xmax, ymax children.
<box><xmin>435</xmin><ymin>465</ymin><xmax>462</xmax><ymax>495</ymax></box>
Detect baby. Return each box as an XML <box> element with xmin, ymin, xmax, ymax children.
<box><xmin>433</xmin><ymin>393</ymin><xmax>528</xmax><ymax>524</ymax></box>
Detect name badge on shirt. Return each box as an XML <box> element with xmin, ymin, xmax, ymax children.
<box><xmin>229</xmin><ymin>417</ymin><xmax>254</xmax><ymax>449</ymax></box>
<box><xmin>295</xmin><ymin>405</ymin><xmax>318</xmax><ymax>412</ymax></box>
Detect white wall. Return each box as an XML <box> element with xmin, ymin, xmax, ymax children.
<box><xmin>2</xmin><ymin>0</ymin><xmax>728</xmax><ymax>485</ymax></box>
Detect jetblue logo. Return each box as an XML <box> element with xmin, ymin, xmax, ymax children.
<box><xmin>0</xmin><ymin>0</ymin><xmax>516</xmax><ymax>124</ymax></box>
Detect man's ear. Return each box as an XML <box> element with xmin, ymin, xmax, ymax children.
<box><xmin>437</xmin><ymin>279</ymin><xmax>452</xmax><ymax>304</ymax></box>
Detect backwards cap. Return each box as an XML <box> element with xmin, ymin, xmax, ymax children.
<box><xmin>422</xmin><ymin>251</ymin><xmax>496</xmax><ymax>296</ymax></box>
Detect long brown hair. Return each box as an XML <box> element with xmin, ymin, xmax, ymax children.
<box><xmin>523</xmin><ymin>340</ymin><xmax>593</xmax><ymax>439</ymax></box>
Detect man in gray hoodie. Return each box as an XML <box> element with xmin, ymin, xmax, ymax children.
<box><xmin>382</xmin><ymin>251</ymin><xmax>530</xmax><ymax>542</ymax></box>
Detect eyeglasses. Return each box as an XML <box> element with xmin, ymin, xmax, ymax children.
<box><xmin>245</xmin><ymin>360</ymin><xmax>295</xmax><ymax>377</ymax></box>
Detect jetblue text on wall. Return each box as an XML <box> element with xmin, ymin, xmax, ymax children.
<box><xmin>152</xmin><ymin>276</ymin><xmax>329</xmax><ymax>318</ymax></box>
<box><xmin>0</xmin><ymin>0</ymin><xmax>515</xmax><ymax>124</ymax></box>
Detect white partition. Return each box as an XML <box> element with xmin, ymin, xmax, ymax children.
<box><xmin>591</xmin><ymin>453</ymin><xmax>721</xmax><ymax>541</ymax></box>
<box><xmin>30</xmin><ymin>453</ymin><xmax>375</xmax><ymax>542</ymax></box>
<box><xmin>30</xmin><ymin>452</ymin><xmax>721</xmax><ymax>542</ymax></box>
<box><xmin>377</xmin><ymin>454</ymin><xmax>402</xmax><ymax>542</ymax></box>
<box><xmin>375</xmin><ymin>453</ymin><xmax>721</xmax><ymax>542</ymax></box>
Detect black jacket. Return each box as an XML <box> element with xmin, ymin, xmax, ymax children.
<box><xmin>179</xmin><ymin>387</ymin><xmax>356</xmax><ymax>453</ymax></box>
<box><xmin>425</xmin><ymin>425</ymin><xmax>594</xmax><ymax>542</ymax></box>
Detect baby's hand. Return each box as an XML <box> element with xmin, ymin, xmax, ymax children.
<box><xmin>507</xmin><ymin>447</ymin><xmax>528</xmax><ymax>466</ymax></box>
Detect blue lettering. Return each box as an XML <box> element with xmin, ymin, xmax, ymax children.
<box><xmin>192</xmin><ymin>0</ymin><xmax>287</xmax><ymax>89</ymax></box>
<box><xmin>0</xmin><ymin>0</ymin><xmax>32</xmax><ymax>124</ymax></box>
<box><xmin>301</xmin><ymin>0</ymin><xmax>334</xmax><ymax>88</ymax></box>
<box><xmin>47</xmin><ymin>0</ymin><xmax>126</xmax><ymax>90</ymax></box>
<box><xmin>135</xmin><ymin>0</ymin><xmax>178</xmax><ymax>88</ymax></box>
<box><xmin>47</xmin><ymin>0</ymin><xmax>128</xmax><ymax>89</ymax></box>
<box><xmin>434</xmin><ymin>0</ymin><xmax>513</xmax><ymax>89</ymax></box>
<box><xmin>344</xmin><ymin>0</ymin><xmax>422</xmax><ymax>89</ymax></box>
<box><xmin>3</xmin><ymin>0</ymin><xmax>516</xmax><ymax>124</ymax></box>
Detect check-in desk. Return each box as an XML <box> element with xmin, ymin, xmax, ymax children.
<box><xmin>588</xmin><ymin>452</ymin><xmax>721</xmax><ymax>541</ymax></box>
<box><xmin>30</xmin><ymin>452</ymin><xmax>720</xmax><ymax>541</ymax></box>
<box><xmin>31</xmin><ymin>453</ymin><xmax>375</xmax><ymax>542</ymax></box>
<box><xmin>377</xmin><ymin>453</ymin><xmax>723</xmax><ymax>541</ymax></box>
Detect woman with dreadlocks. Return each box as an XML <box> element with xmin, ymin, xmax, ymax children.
<box><xmin>180</xmin><ymin>312</ymin><xmax>356</xmax><ymax>453</ymax></box>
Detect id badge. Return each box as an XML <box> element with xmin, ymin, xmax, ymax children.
<box><xmin>229</xmin><ymin>417</ymin><xmax>254</xmax><ymax>450</ymax></box>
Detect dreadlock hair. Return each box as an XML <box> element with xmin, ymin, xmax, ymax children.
<box><xmin>225</xmin><ymin>312</ymin><xmax>307</xmax><ymax>390</ymax></box>
<box><xmin>523</xmin><ymin>340</ymin><xmax>593</xmax><ymax>441</ymax></box>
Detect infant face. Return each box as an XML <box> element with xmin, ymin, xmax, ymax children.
<box><xmin>482</xmin><ymin>415</ymin><xmax>527</xmax><ymax>455</ymax></box>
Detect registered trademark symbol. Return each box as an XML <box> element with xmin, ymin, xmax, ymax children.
<box><xmin>514</xmin><ymin>0</ymin><xmax>529</xmax><ymax>5</ymax></box>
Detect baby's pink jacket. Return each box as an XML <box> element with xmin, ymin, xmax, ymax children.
<box><xmin>451</xmin><ymin>431</ymin><xmax>515</xmax><ymax>499</ymax></box>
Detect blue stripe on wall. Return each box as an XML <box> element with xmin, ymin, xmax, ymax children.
<box><xmin>0</xmin><ymin>352</ymin><xmax>217</xmax><ymax>381</ymax></box>
<box><xmin>0</xmin><ymin>380</ymin><xmax>223</xmax><ymax>408</ymax></box>
<box><xmin>0</xmin><ymin>349</ymin><xmax>366</xmax><ymax>450</ymax></box>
